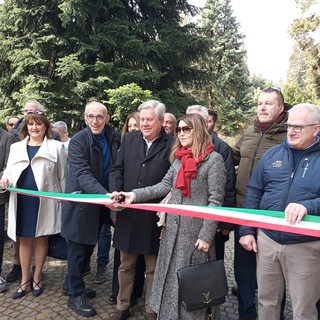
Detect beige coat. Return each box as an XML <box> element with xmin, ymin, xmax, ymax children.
<box><xmin>3</xmin><ymin>136</ymin><xmax>68</xmax><ymax>241</ymax></box>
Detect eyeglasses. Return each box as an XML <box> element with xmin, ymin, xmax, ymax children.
<box><xmin>175</xmin><ymin>126</ymin><xmax>192</xmax><ymax>135</ymax></box>
<box><xmin>285</xmin><ymin>123</ymin><xmax>318</xmax><ymax>133</ymax></box>
<box><xmin>85</xmin><ymin>113</ymin><xmax>106</xmax><ymax>122</ymax></box>
<box><xmin>25</xmin><ymin>110</ymin><xmax>45</xmax><ymax>115</ymax></box>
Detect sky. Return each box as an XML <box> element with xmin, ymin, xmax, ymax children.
<box><xmin>189</xmin><ymin>0</ymin><xmax>300</xmax><ymax>83</ymax></box>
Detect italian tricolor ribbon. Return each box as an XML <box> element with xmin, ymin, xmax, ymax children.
<box><xmin>7</xmin><ymin>187</ymin><xmax>320</xmax><ymax>238</ymax></box>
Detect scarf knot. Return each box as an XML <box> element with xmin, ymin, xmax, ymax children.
<box><xmin>174</xmin><ymin>143</ymin><xmax>214</xmax><ymax>197</ymax></box>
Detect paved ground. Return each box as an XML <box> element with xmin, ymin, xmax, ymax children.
<box><xmin>0</xmin><ymin>233</ymin><xmax>293</xmax><ymax>320</ymax></box>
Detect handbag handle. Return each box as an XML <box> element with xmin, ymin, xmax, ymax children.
<box><xmin>189</xmin><ymin>246</ymin><xmax>211</xmax><ymax>266</ymax></box>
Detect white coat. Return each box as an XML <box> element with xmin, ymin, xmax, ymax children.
<box><xmin>3</xmin><ymin>136</ymin><xmax>68</xmax><ymax>241</ymax></box>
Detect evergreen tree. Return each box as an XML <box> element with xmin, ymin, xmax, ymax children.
<box><xmin>287</xmin><ymin>0</ymin><xmax>320</xmax><ymax>105</ymax></box>
<box><xmin>197</xmin><ymin>0</ymin><xmax>252</xmax><ymax>135</ymax></box>
<box><xmin>0</xmin><ymin>0</ymin><xmax>210</xmax><ymax>125</ymax></box>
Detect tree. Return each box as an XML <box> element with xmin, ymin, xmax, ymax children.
<box><xmin>0</xmin><ymin>0</ymin><xmax>211</xmax><ymax>125</ymax></box>
<box><xmin>196</xmin><ymin>0</ymin><xmax>252</xmax><ymax>135</ymax></box>
<box><xmin>287</xmin><ymin>0</ymin><xmax>320</xmax><ymax>105</ymax></box>
<box><xmin>106</xmin><ymin>83</ymin><xmax>153</xmax><ymax>131</ymax></box>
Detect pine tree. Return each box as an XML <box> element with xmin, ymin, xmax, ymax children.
<box><xmin>197</xmin><ymin>0</ymin><xmax>252</xmax><ymax>135</ymax></box>
<box><xmin>0</xmin><ymin>0</ymin><xmax>210</xmax><ymax>125</ymax></box>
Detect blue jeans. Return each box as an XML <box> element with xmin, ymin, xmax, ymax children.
<box><xmin>64</xmin><ymin>240</ymin><xmax>95</xmax><ymax>297</ymax></box>
<box><xmin>97</xmin><ymin>223</ymin><xmax>112</xmax><ymax>266</ymax></box>
<box><xmin>0</xmin><ymin>204</ymin><xmax>4</xmax><ymax>273</ymax></box>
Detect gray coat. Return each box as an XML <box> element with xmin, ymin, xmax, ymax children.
<box><xmin>133</xmin><ymin>151</ymin><xmax>226</xmax><ymax>320</ymax></box>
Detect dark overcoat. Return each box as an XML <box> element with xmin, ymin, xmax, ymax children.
<box><xmin>61</xmin><ymin>125</ymin><xmax>120</xmax><ymax>245</ymax></box>
<box><xmin>0</xmin><ymin>129</ymin><xmax>15</xmax><ymax>204</ymax></box>
<box><xmin>109</xmin><ymin>128</ymin><xmax>173</xmax><ymax>255</ymax></box>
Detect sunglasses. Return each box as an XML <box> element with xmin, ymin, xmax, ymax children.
<box><xmin>175</xmin><ymin>126</ymin><xmax>192</xmax><ymax>134</ymax></box>
<box><xmin>26</xmin><ymin>110</ymin><xmax>45</xmax><ymax>115</ymax></box>
<box><xmin>263</xmin><ymin>86</ymin><xmax>281</xmax><ymax>92</ymax></box>
<box><xmin>7</xmin><ymin>123</ymin><xmax>15</xmax><ymax>127</ymax></box>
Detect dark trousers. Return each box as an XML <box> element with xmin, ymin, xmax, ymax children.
<box><xmin>0</xmin><ymin>204</ymin><xmax>4</xmax><ymax>273</ymax></box>
<box><xmin>234</xmin><ymin>227</ymin><xmax>258</xmax><ymax>319</ymax></box>
<box><xmin>215</xmin><ymin>232</ymin><xmax>229</xmax><ymax>261</ymax></box>
<box><xmin>64</xmin><ymin>240</ymin><xmax>95</xmax><ymax>298</ymax></box>
<box><xmin>235</xmin><ymin>227</ymin><xmax>286</xmax><ymax>320</ymax></box>
<box><xmin>111</xmin><ymin>248</ymin><xmax>145</xmax><ymax>300</ymax></box>
<box><xmin>97</xmin><ymin>223</ymin><xmax>112</xmax><ymax>266</ymax></box>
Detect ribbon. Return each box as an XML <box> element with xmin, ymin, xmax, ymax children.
<box><xmin>7</xmin><ymin>187</ymin><xmax>320</xmax><ymax>238</ymax></box>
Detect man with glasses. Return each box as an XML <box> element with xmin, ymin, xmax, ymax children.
<box><xmin>239</xmin><ymin>103</ymin><xmax>320</xmax><ymax>320</ymax></box>
<box><xmin>233</xmin><ymin>87</ymin><xmax>289</xmax><ymax>320</ymax></box>
<box><xmin>61</xmin><ymin>101</ymin><xmax>121</xmax><ymax>317</ymax></box>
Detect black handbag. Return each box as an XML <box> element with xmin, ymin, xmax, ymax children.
<box><xmin>47</xmin><ymin>233</ymin><xmax>68</xmax><ymax>260</ymax></box>
<box><xmin>177</xmin><ymin>246</ymin><xmax>228</xmax><ymax>311</ymax></box>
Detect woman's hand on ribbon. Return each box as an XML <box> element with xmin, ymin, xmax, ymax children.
<box><xmin>0</xmin><ymin>178</ymin><xmax>10</xmax><ymax>190</ymax></box>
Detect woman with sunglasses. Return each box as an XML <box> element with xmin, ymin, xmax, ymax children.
<box><xmin>111</xmin><ymin>113</ymin><xmax>226</xmax><ymax>320</ymax></box>
<box><xmin>0</xmin><ymin>112</ymin><xmax>68</xmax><ymax>299</ymax></box>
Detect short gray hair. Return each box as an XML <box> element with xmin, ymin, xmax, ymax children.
<box><xmin>138</xmin><ymin>100</ymin><xmax>166</xmax><ymax>120</ymax></box>
<box><xmin>24</xmin><ymin>100</ymin><xmax>45</xmax><ymax>112</ymax></box>
<box><xmin>186</xmin><ymin>105</ymin><xmax>209</xmax><ymax>120</ymax></box>
<box><xmin>52</xmin><ymin>121</ymin><xmax>68</xmax><ymax>132</ymax></box>
<box><xmin>289</xmin><ymin>103</ymin><xmax>320</xmax><ymax>124</ymax></box>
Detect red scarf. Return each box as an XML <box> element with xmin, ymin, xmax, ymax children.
<box><xmin>174</xmin><ymin>143</ymin><xmax>214</xmax><ymax>198</ymax></box>
<box><xmin>256</xmin><ymin>112</ymin><xmax>285</xmax><ymax>132</ymax></box>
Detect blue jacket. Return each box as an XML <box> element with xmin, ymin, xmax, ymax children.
<box><xmin>239</xmin><ymin>139</ymin><xmax>320</xmax><ymax>244</ymax></box>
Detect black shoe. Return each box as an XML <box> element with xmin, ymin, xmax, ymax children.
<box><xmin>31</xmin><ymin>277</ymin><xmax>43</xmax><ymax>297</ymax></box>
<box><xmin>81</xmin><ymin>264</ymin><xmax>91</xmax><ymax>277</ymax></box>
<box><xmin>231</xmin><ymin>284</ymin><xmax>238</xmax><ymax>296</ymax></box>
<box><xmin>12</xmin><ymin>278</ymin><xmax>31</xmax><ymax>299</ymax></box>
<box><xmin>68</xmin><ymin>295</ymin><xmax>96</xmax><ymax>317</ymax></box>
<box><xmin>6</xmin><ymin>264</ymin><xmax>22</xmax><ymax>282</ymax></box>
<box><xmin>94</xmin><ymin>264</ymin><xmax>107</xmax><ymax>284</ymax></box>
<box><xmin>62</xmin><ymin>286</ymin><xmax>96</xmax><ymax>299</ymax></box>
<box><xmin>108</xmin><ymin>295</ymin><xmax>117</xmax><ymax>305</ymax></box>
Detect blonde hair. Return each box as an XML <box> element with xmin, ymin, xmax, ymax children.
<box><xmin>170</xmin><ymin>114</ymin><xmax>212</xmax><ymax>163</ymax></box>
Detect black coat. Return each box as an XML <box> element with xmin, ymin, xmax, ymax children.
<box><xmin>0</xmin><ymin>129</ymin><xmax>15</xmax><ymax>204</ymax></box>
<box><xmin>213</xmin><ymin>135</ymin><xmax>236</xmax><ymax>232</ymax></box>
<box><xmin>61</xmin><ymin>125</ymin><xmax>120</xmax><ymax>245</ymax></box>
<box><xmin>109</xmin><ymin>128</ymin><xmax>174</xmax><ymax>255</ymax></box>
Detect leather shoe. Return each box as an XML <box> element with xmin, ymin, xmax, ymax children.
<box><xmin>231</xmin><ymin>284</ymin><xmax>238</xmax><ymax>296</ymax></box>
<box><xmin>62</xmin><ymin>286</ymin><xmax>96</xmax><ymax>299</ymax></box>
<box><xmin>68</xmin><ymin>295</ymin><xmax>96</xmax><ymax>317</ymax></box>
<box><xmin>6</xmin><ymin>264</ymin><xmax>22</xmax><ymax>282</ymax></box>
<box><xmin>108</xmin><ymin>295</ymin><xmax>117</xmax><ymax>305</ymax></box>
<box><xmin>146</xmin><ymin>313</ymin><xmax>157</xmax><ymax>320</ymax></box>
<box><xmin>110</xmin><ymin>309</ymin><xmax>130</xmax><ymax>320</ymax></box>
